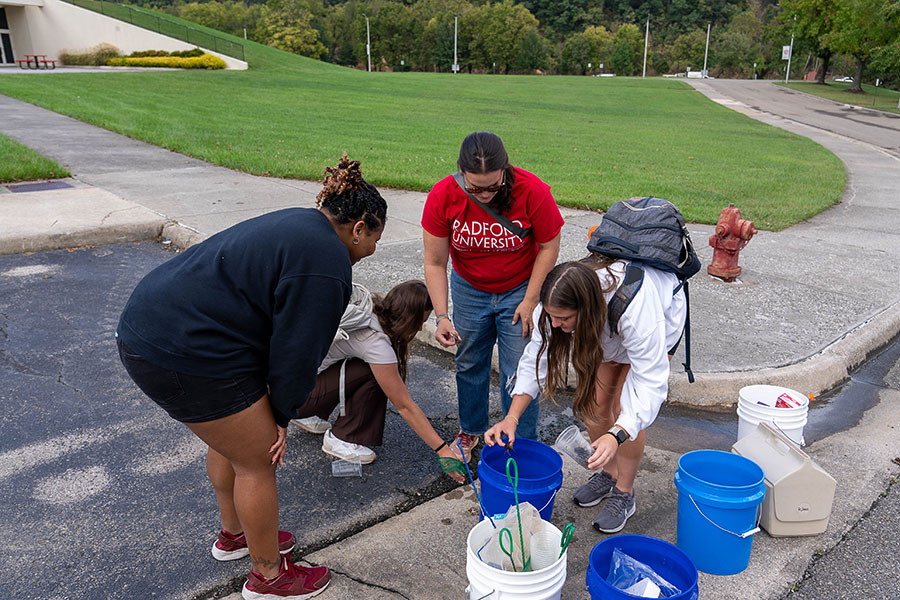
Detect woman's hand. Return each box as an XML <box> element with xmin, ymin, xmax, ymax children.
<box><xmin>437</xmin><ymin>443</ymin><xmax>466</xmax><ymax>483</ymax></box>
<box><xmin>587</xmin><ymin>433</ymin><xmax>618</xmax><ymax>471</ymax></box>
<box><xmin>269</xmin><ymin>425</ymin><xmax>288</xmax><ymax>467</ymax></box>
<box><xmin>484</xmin><ymin>416</ymin><xmax>518</xmax><ymax>447</ymax></box>
<box><xmin>512</xmin><ymin>297</ymin><xmax>538</xmax><ymax>338</ymax></box>
<box><xmin>435</xmin><ymin>317</ymin><xmax>461</xmax><ymax>347</ymax></box>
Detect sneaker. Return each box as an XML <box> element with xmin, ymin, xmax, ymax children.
<box><xmin>243</xmin><ymin>555</ymin><xmax>330</xmax><ymax>600</ymax></box>
<box><xmin>454</xmin><ymin>431</ymin><xmax>480</xmax><ymax>462</ymax></box>
<box><xmin>573</xmin><ymin>471</ymin><xmax>617</xmax><ymax>507</ymax></box>
<box><xmin>592</xmin><ymin>487</ymin><xmax>636</xmax><ymax>533</ymax></box>
<box><xmin>322</xmin><ymin>429</ymin><xmax>376</xmax><ymax>464</ymax></box>
<box><xmin>292</xmin><ymin>416</ymin><xmax>331</xmax><ymax>434</ymax></box>
<box><xmin>212</xmin><ymin>529</ymin><xmax>296</xmax><ymax>561</ymax></box>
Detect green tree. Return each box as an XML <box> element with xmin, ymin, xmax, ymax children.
<box><xmin>823</xmin><ymin>0</ymin><xmax>900</xmax><ymax>92</ymax></box>
<box><xmin>513</xmin><ymin>27</ymin><xmax>553</xmax><ymax>72</ymax></box>
<box><xmin>466</xmin><ymin>0</ymin><xmax>541</xmax><ymax>73</ymax></box>
<box><xmin>176</xmin><ymin>1</ymin><xmax>264</xmax><ymax>40</ymax></box>
<box><xmin>781</xmin><ymin>0</ymin><xmax>838</xmax><ymax>84</ymax></box>
<box><xmin>561</xmin><ymin>32</ymin><xmax>592</xmax><ymax>74</ymax></box>
<box><xmin>258</xmin><ymin>0</ymin><xmax>328</xmax><ymax>59</ymax></box>
<box><xmin>609</xmin><ymin>23</ymin><xmax>641</xmax><ymax>75</ymax></box>
<box><xmin>670</xmin><ymin>28</ymin><xmax>707</xmax><ymax>72</ymax></box>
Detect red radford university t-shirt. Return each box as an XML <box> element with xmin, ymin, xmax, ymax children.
<box><xmin>422</xmin><ymin>167</ymin><xmax>564</xmax><ymax>293</ymax></box>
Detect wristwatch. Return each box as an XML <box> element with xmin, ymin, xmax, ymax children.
<box><xmin>605</xmin><ymin>426</ymin><xmax>629</xmax><ymax>446</ymax></box>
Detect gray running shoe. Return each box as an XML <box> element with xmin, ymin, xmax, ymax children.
<box><xmin>572</xmin><ymin>471</ymin><xmax>617</xmax><ymax>507</ymax></box>
<box><xmin>592</xmin><ymin>487</ymin><xmax>636</xmax><ymax>533</ymax></box>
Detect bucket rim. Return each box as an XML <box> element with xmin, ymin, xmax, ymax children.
<box><xmin>479</xmin><ymin>438</ymin><xmax>563</xmax><ymax>483</ymax></box>
<box><xmin>587</xmin><ymin>534</ymin><xmax>699</xmax><ymax>593</ymax></box>
<box><xmin>676</xmin><ymin>449</ymin><xmax>765</xmax><ymax>491</ymax></box>
<box><xmin>466</xmin><ymin>518</ymin><xmax>568</xmax><ymax>575</ymax></box>
<box><xmin>739</xmin><ymin>384</ymin><xmax>809</xmax><ymax>408</ymax></box>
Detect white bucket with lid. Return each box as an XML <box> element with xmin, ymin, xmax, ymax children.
<box><xmin>737</xmin><ymin>385</ymin><xmax>809</xmax><ymax>446</ymax></box>
<box><xmin>465</xmin><ymin>518</ymin><xmax>567</xmax><ymax>599</ymax></box>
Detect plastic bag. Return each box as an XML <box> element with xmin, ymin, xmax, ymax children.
<box><xmin>476</xmin><ymin>501</ymin><xmax>543</xmax><ymax>572</ymax></box>
<box><xmin>606</xmin><ymin>547</ymin><xmax>681</xmax><ymax>598</ymax></box>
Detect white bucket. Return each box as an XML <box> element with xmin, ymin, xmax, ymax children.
<box><xmin>465</xmin><ymin>519</ymin><xmax>567</xmax><ymax>599</ymax></box>
<box><xmin>737</xmin><ymin>385</ymin><xmax>809</xmax><ymax>446</ymax></box>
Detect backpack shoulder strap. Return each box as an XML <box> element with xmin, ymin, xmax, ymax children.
<box><xmin>452</xmin><ymin>171</ymin><xmax>532</xmax><ymax>240</ymax></box>
<box><xmin>607</xmin><ymin>263</ymin><xmax>644</xmax><ymax>335</ymax></box>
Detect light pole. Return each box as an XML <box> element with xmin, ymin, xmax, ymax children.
<box><xmin>642</xmin><ymin>17</ymin><xmax>649</xmax><ymax>78</ymax></box>
<box><xmin>702</xmin><ymin>22</ymin><xmax>710</xmax><ymax>77</ymax></box>
<box><xmin>453</xmin><ymin>13</ymin><xmax>459</xmax><ymax>73</ymax></box>
<box><xmin>785</xmin><ymin>16</ymin><xmax>796</xmax><ymax>84</ymax></box>
<box><xmin>362</xmin><ymin>13</ymin><xmax>371</xmax><ymax>72</ymax></box>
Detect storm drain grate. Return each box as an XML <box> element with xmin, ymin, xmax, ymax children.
<box><xmin>7</xmin><ymin>180</ymin><xmax>74</xmax><ymax>193</ymax></box>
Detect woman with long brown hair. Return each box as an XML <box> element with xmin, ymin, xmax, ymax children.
<box><xmin>485</xmin><ymin>258</ymin><xmax>686</xmax><ymax>534</ymax></box>
<box><xmin>293</xmin><ymin>280</ymin><xmax>465</xmax><ymax>481</ymax></box>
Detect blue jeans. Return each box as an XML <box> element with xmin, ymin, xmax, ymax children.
<box><xmin>451</xmin><ymin>270</ymin><xmax>539</xmax><ymax>440</ymax></box>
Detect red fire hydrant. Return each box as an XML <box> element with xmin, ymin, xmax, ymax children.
<box><xmin>708</xmin><ymin>204</ymin><xmax>757</xmax><ymax>281</ymax></box>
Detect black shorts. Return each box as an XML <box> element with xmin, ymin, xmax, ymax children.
<box><xmin>117</xmin><ymin>337</ymin><xmax>267</xmax><ymax>423</ymax></box>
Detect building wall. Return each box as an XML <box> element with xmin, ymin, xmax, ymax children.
<box><xmin>5</xmin><ymin>0</ymin><xmax>247</xmax><ymax>69</ymax></box>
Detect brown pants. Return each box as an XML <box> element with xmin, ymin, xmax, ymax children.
<box><xmin>296</xmin><ymin>358</ymin><xmax>387</xmax><ymax>446</ymax></box>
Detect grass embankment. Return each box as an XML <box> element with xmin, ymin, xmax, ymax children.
<box><xmin>780</xmin><ymin>81</ymin><xmax>900</xmax><ymax>114</ymax></box>
<box><xmin>0</xmin><ymin>134</ymin><xmax>70</xmax><ymax>183</ymax></box>
<box><xmin>0</xmin><ymin>20</ymin><xmax>844</xmax><ymax>230</ymax></box>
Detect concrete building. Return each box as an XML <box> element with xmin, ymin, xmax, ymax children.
<box><xmin>0</xmin><ymin>0</ymin><xmax>247</xmax><ymax>69</ymax></box>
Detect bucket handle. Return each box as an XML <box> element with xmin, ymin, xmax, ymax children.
<box><xmin>688</xmin><ymin>493</ymin><xmax>761</xmax><ymax>539</ymax></box>
<box><xmin>466</xmin><ymin>588</ymin><xmax>496</xmax><ymax>600</ymax></box>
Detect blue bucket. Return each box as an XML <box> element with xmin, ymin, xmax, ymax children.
<box><xmin>586</xmin><ymin>535</ymin><xmax>699</xmax><ymax>600</ymax></box>
<box><xmin>477</xmin><ymin>438</ymin><xmax>563</xmax><ymax>521</ymax></box>
<box><xmin>674</xmin><ymin>449</ymin><xmax>766</xmax><ymax>575</ymax></box>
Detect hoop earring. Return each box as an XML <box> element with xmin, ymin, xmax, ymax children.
<box><xmin>352</xmin><ymin>238</ymin><xmax>360</xmax><ymax>245</ymax></box>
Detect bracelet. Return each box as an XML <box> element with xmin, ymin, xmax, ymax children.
<box><xmin>508</xmin><ymin>415</ymin><xmax>519</xmax><ymax>426</ymax></box>
<box><xmin>436</xmin><ymin>313</ymin><xmax>450</xmax><ymax>325</ymax></box>
<box><xmin>433</xmin><ymin>441</ymin><xmax>447</xmax><ymax>453</ymax></box>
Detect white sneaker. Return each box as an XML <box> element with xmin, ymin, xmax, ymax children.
<box><xmin>322</xmin><ymin>430</ymin><xmax>376</xmax><ymax>464</ymax></box>
<box><xmin>292</xmin><ymin>416</ymin><xmax>331</xmax><ymax>434</ymax></box>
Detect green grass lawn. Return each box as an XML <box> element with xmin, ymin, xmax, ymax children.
<box><xmin>0</xmin><ymin>28</ymin><xmax>845</xmax><ymax>230</ymax></box>
<box><xmin>0</xmin><ymin>134</ymin><xmax>70</xmax><ymax>183</ymax></box>
<box><xmin>779</xmin><ymin>81</ymin><xmax>900</xmax><ymax>114</ymax></box>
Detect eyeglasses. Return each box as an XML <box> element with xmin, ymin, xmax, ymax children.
<box><xmin>464</xmin><ymin>176</ymin><xmax>505</xmax><ymax>194</ymax></box>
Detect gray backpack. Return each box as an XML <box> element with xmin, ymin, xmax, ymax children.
<box><xmin>587</xmin><ymin>196</ymin><xmax>701</xmax><ymax>382</ymax></box>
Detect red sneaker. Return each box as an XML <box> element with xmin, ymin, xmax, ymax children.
<box><xmin>242</xmin><ymin>555</ymin><xmax>331</xmax><ymax>600</ymax></box>
<box><xmin>454</xmin><ymin>431</ymin><xmax>480</xmax><ymax>462</ymax></box>
<box><xmin>211</xmin><ymin>529</ymin><xmax>296</xmax><ymax>561</ymax></box>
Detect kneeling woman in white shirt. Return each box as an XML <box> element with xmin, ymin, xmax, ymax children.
<box><xmin>294</xmin><ymin>280</ymin><xmax>464</xmax><ymax>480</ymax></box>
<box><xmin>485</xmin><ymin>258</ymin><xmax>686</xmax><ymax>533</ymax></box>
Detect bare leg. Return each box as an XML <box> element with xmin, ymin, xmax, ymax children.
<box><xmin>583</xmin><ymin>362</ymin><xmax>643</xmax><ymax>493</ymax></box>
<box><xmin>186</xmin><ymin>395</ymin><xmax>282</xmax><ymax>579</ymax></box>
<box><xmin>207</xmin><ymin>447</ymin><xmax>241</xmax><ymax>534</ymax></box>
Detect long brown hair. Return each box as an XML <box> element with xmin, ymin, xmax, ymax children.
<box><xmin>536</xmin><ymin>261</ymin><xmax>615</xmax><ymax>417</ymax></box>
<box><xmin>372</xmin><ymin>280</ymin><xmax>433</xmax><ymax>380</ymax></box>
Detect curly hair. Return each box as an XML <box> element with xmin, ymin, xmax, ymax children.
<box><xmin>316</xmin><ymin>152</ymin><xmax>387</xmax><ymax>232</ymax></box>
<box><xmin>536</xmin><ymin>261</ymin><xmax>615</xmax><ymax>418</ymax></box>
<box><xmin>372</xmin><ymin>280</ymin><xmax>433</xmax><ymax>380</ymax></box>
<box><xmin>457</xmin><ymin>131</ymin><xmax>516</xmax><ymax>215</ymax></box>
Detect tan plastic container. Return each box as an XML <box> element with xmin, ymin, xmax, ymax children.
<box><xmin>732</xmin><ymin>422</ymin><xmax>836</xmax><ymax>537</ymax></box>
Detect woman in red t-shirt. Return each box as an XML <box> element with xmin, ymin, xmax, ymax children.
<box><xmin>422</xmin><ymin>131</ymin><xmax>564</xmax><ymax>458</ymax></box>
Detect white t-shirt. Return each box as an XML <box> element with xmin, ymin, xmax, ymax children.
<box><xmin>512</xmin><ymin>261</ymin><xmax>687</xmax><ymax>438</ymax></box>
<box><xmin>317</xmin><ymin>315</ymin><xmax>398</xmax><ymax>373</ymax></box>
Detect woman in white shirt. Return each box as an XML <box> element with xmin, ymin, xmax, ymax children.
<box><xmin>484</xmin><ymin>258</ymin><xmax>686</xmax><ymax>532</ymax></box>
<box><xmin>294</xmin><ymin>280</ymin><xmax>464</xmax><ymax>480</ymax></box>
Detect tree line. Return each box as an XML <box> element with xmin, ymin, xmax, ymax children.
<box><xmin>144</xmin><ymin>0</ymin><xmax>900</xmax><ymax>88</ymax></box>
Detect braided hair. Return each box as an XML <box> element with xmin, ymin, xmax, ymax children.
<box><xmin>457</xmin><ymin>131</ymin><xmax>516</xmax><ymax>214</ymax></box>
<box><xmin>316</xmin><ymin>152</ymin><xmax>387</xmax><ymax>232</ymax></box>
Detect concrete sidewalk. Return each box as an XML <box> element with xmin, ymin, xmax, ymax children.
<box><xmin>2</xmin><ymin>79</ymin><xmax>900</xmax><ymax>599</ymax></box>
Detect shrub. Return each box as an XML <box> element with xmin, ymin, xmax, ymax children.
<box><xmin>106</xmin><ymin>53</ymin><xmax>227</xmax><ymax>69</ymax></box>
<box><xmin>129</xmin><ymin>50</ymin><xmax>170</xmax><ymax>58</ymax></box>
<box><xmin>59</xmin><ymin>43</ymin><xmax>121</xmax><ymax>66</ymax></box>
<box><xmin>171</xmin><ymin>48</ymin><xmax>205</xmax><ymax>58</ymax></box>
